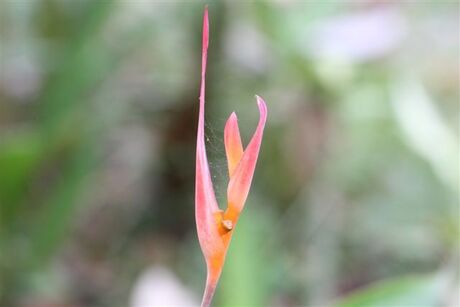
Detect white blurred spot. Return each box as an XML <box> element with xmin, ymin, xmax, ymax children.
<box><xmin>225</xmin><ymin>22</ymin><xmax>273</xmax><ymax>73</ymax></box>
<box><xmin>1</xmin><ymin>52</ymin><xmax>42</xmax><ymax>101</ymax></box>
<box><xmin>130</xmin><ymin>266</ymin><xmax>199</xmax><ymax>307</ymax></box>
<box><xmin>308</xmin><ymin>8</ymin><xmax>407</xmax><ymax>62</ymax></box>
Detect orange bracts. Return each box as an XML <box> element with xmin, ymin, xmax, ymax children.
<box><xmin>195</xmin><ymin>7</ymin><xmax>268</xmax><ymax>307</ymax></box>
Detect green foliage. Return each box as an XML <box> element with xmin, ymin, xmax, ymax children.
<box><xmin>337</xmin><ymin>274</ymin><xmax>451</xmax><ymax>307</ymax></box>
<box><xmin>0</xmin><ymin>1</ymin><xmax>458</xmax><ymax>306</ymax></box>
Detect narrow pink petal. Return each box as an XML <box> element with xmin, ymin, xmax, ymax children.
<box><xmin>224</xmin><ymin>112</ymin><xmax>244</xmax><ymax>178</ymax></box>
<box><xmin>199</xmin><ymin>7</ymin><xmax>208</xmax><ymax>105</ymax></box>
<box><xmin>226</xmin><ymin>96</ymin><xmax>268</xmax><ymax>221</ymax></box>
<box><xmin>195</xmin><ymin>7</ymin><xmax>222</xmax><ymax>259</ymax></box>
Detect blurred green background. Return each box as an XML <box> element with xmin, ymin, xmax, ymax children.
<box><xmin>0</xmin><ymin>0</ymin><xmax>458</xmax><ymax>306</ymax></box>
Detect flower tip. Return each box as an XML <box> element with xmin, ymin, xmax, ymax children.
<box><xmin>225</xmin><ymin>112</ymin><xmax>239</xmax><ymax>130</ymax></box>
<box><xmin>255</xmin><ymin>95</ymin><xmax>268</xmax><ymax>116</ymax></box>
<box><xmin>202</xmin><ymin>6</ymin><xmax>209</xmax><ymax>50</ymax></box>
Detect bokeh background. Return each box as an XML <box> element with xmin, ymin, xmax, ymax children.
<box><xmin>1</xmin><ymin>0</ymin><xmax>459</xmax><ymax>306</ymax></box>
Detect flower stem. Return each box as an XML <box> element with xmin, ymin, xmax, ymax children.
<box><xmin>201</xmin><ymin>280</ymin><xmax>216</xmax><ymax>307</ymax></box>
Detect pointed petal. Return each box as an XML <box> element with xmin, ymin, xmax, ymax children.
<box><xmin>226</xmin><ymin>96</ymin><xmax>267</xmax><ymax>221</ymax></box>
<box><xmin>224</xmin><ymin>112</ymin><xmax>244</xmax><ymax>177</ymax></box>
<box><xmin>196</xmin><ymin>7</ymin><xmax>215</xmax><ymax>211</ymax></box>
<box><xmin>199</xmin><ymin>7</ymin><xmax>208</xmax><ymax>104</ymax></box>
<box><xmin>195</xmin><ymin>6</ymin><xmax>222</xmax><ymax>261</ymax></box>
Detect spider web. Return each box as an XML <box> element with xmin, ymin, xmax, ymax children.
<box><xmin>203</xmin><ymin>117</ymin><xmax>229</xmax><ymax>208</ymax></box>
<box><xmin>202</xmin><ymin>112</ymin><xmax>253</xmax><ymax>209</ymax></box>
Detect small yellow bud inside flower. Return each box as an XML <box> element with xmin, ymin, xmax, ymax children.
<box><xmin>221</xmin><ymin>220</ymin><xmax>233</xmax><ymax>231</ymax></box>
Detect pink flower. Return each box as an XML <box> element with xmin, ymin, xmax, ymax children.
<box><xmin>195</xmin><ymin>7</ymin><xmax>268</xmax><ymax>307</ymax></box>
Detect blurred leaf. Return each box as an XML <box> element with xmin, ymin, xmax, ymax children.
<box><xmin>39</xmin><ymin>0</ymin><xmax>115</xmax><ymax>132</ymax></box>
<box><xmin>337</xmin><ymin>274</ymin><xmax>447</xmax><ymax>307</ymax></box>
<box><xmin>217</xmin><ymin>203</ymin><xmax>273</xmax><ymax>307</ymax></box>
<box><xmin>390</xmin><ymin>79</ymin><xmax>459</xmax><ymax>192</ymax></box>
<box><xmin>29</xmin><ymin>137</ymin><xmax>97</xmax><ymax>265</ymax></box>
<box><xmin>0</xmin><ymin>131</ymin><xmax>44</xmax><ymax>225</ymax></box>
